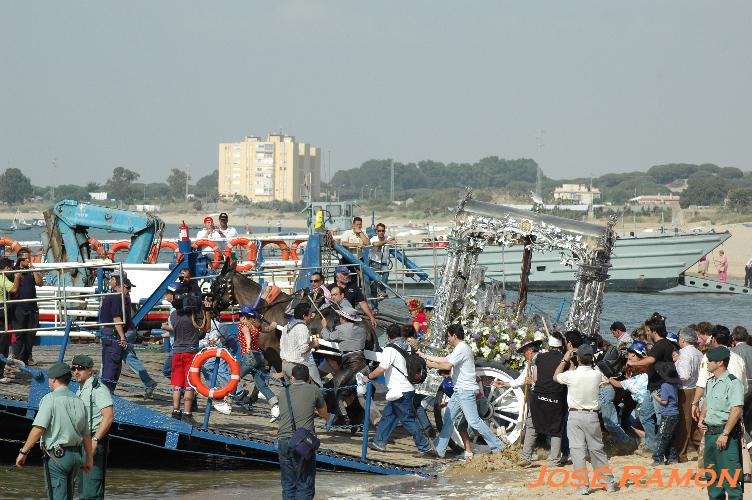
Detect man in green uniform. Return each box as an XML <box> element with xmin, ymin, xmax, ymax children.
<box><xmin>16</xmin><ymin>362</ymin><xmax>93</xmax><ymax>499</ymax></box>
<box><xmin>699</xmin><ymin>346</ymin><xmax>744</xmax><ymax>500</ymax></box>
<box><xmin>72</xmin><ymin>354</ymin><xmax>114</xmax><ymax>500</ymax></box>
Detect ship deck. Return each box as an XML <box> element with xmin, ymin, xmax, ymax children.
<box><xmin>0</xmin><ymin>342</ymin><xmax>443</xmax><ymax>475</ymax></box>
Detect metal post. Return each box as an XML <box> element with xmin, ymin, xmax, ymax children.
<box><xmin>555</xmin><ymin>299</ymin><xmax>566</xmax><ymax>324</ymax></box>
<box><xmin>360</xmin><ymin>381</ymin><xmax>373</xmax><ymax>461</ymax></box>
<box><xmin>202</xmin><ymin>352</ymin><xmax>222</xmax><ymax>429</ymax></box>
<box><xmin>58</xmin><ymin>318</ymin><xmax>74</xmax><ymax>363</ymax></box>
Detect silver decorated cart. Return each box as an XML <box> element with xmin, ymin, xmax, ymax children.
<box><xmin>424</xmin><ymin>190</ymin><xmax>616</xmax><ymax>451</ymax></box>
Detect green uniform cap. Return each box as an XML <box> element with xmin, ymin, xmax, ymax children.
<box><xmin>706</xmin><ymin>346</ymin><xmax>731</xmax><ymax>361</ymax></box>
<box><xmin>71</xmin><ymin>354</ymin><xmax>94</xmax><ymax>368</ymax></box>
<box><xmin>48</xmin><ymin>362</ymin><xmax>71</xmax><ymax>378</ymax></box>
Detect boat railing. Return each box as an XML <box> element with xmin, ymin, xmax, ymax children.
<box><xmin>1</xmin><ymin>261</ymin><xmax>128</xmax><ymax>335</ymax></box>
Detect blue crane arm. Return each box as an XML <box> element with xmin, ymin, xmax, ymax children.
<box><xmin>45</xmin><ymin>200</ymin><xmax>164</xmax><ymax>264</ymax></box>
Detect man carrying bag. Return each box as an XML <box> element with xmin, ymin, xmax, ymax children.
<box><xmin>278</xmin><ymin>364</ymin><xmax>329</xmax><ymax>500</ymax></box>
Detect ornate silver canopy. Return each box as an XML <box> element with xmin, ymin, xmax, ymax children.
<box><xmin>427</xmin><ymin>190</ymin><xmax>617</xmax><ymax>352</ymax></box>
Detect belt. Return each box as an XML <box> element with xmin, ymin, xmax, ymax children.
<box><xmin>569</xmin><ymin>408</ymin><xmax>597</xmax><ymax>412</ymax></box>
<box><xmin>343</xmin><ymin>350</ymin><xmax>363</xmax><ymax>356</ymax></box>
<box><xmin>706</xmin><ymin>424</ymin><xmax>741</xmax><ymax>436</ymax></box>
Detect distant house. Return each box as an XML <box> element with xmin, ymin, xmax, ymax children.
<box><xmin>628</xmin><ymin>194</ymin><xmax>680</xmax><ymax>209</ymax></box>
<box><xmin>134</xmin><ymin>204</ymin><xmax>160</xmax><ymax>212</ymax></box>
<box><xmin>89</xmin><ymin>192</ymin><xmax>108</xmax><ymax>201</ymax></box>
<box><xmin>553</xmin><ymin>184</ymin><xmax>601</xmax><ymax>205</ymax></box>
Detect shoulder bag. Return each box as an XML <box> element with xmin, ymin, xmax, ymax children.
<box><xmin>283</xmin><ymin>383</ymin><xmax>320</xmax><ymax>462</ymax></box>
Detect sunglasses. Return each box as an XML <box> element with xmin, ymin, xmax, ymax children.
<box><xmin>70</xmin><ymin>366</ymin><xmax>87</xmax><ymax>372</ymax></box>
<box><xmin>310</xmin><ymin>278</ymin><xmax>321</xmax><ymax>283</ymax></box>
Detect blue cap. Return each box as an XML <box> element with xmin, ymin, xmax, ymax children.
<box><xmin>425</xmin><ymin>298</ymin><xmax>434</xmax><ymax>309</ymax></box>
<box><xmin>239</xmin><ymin>305</ymin><xmax>260</xmax><ymax>318</ymax></box>
<box><xmin>335</xmin><ymin>265</ymin><xmax>349</xmax><ymax>275</ymax></box>
<box><xmin>666</xmin><ymin>331</ymin><xmax>679</xmax><ymax>345</ymax></box>
<box><xmin>166</xmin><ymin>281</ymin><xmax>181</xmax><ymax>292</ymax></box>
<box><xmin>627</xmin><ymin>340</ymin><xmax>647</xmax><ymax>357</ymax></box>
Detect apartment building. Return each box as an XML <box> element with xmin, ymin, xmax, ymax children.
<box><xmin>218</xmin><ymin>134</ymin><xmax>321</xmax><ymax>203</ymax></box>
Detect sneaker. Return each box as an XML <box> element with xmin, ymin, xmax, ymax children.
<box><xmin>213</xmin><ymin>400</ymin><xmax>233</xmax><ymax>415</ymax></box>
<box><xmin>171</xmin><ymin>409</ymin><xmax>183</xmax><ymax>420</ymax></box>
<box><xmin>517</xmin><ymin>458</ymin><xmax>532</xmax><ymax>467</ymax></box>
<box><xmin>415</xmin><ymin>449</ymin><xmax>439</xmax><ymax>458</ymax></box>
<box><xmin>460</xmin><ymin>451</ymin><xmax>474</xmax><ymax>461</ymax></box>
<box><xmin>144</xmin><ymin>384</ymin><xmax>157</xmax><ymax>399</ymax></box>
<box><xmin>269</xmin><ymin>404</ymin><xmax>280</xmax><ymax>422</ymax></box>
<box><xmin>0</xmin><ymin>377</ymin><xmax>10</xmax><ymax>383</ymax></box>
<box><xmin>369</xmin><ymin>442</ymin><xmax>387</xmax><ymax>452</ymax></box>
<box><xmin>575</xmin><ymin>486</ymin><xmax>590</xmax><ymax>495</ymax></box>
<box><xmin>181</xmin><ymin>412</ymin><xmax>196</xmax><ymax>425</ymax></box>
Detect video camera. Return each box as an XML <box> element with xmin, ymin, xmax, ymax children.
<box><xmin>173</xmin><ymin>290</ymin><xmax>204</xmax><ymax>314</ymax></box>
<box><xmin>583</xmin><ymin>334</ymin><xmax>627</xmax><ymax>379</ymax></box>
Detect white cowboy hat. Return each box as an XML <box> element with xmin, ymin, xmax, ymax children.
<box><xmin>335</xmin><ymin>306</ymin><xmax>362</xmax><ymax>322</ymax></box>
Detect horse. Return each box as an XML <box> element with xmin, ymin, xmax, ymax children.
<box><xmin>208</xmin><ymin>259</ymin><xmax>380</xmax><ymax>426</ymax></box>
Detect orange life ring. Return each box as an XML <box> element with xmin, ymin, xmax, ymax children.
<box><xmin>188</xmin><ymin>348</ymin><xmax>240</xmax><ymax>399</ymax></box>
<box><xmin>227</xmin><ymin>237</ymin><xmax>258</xmax><ymax>270</ymax></box>
<box><xmin>148</xmin><ymin>240</ymin><xmax>180</xmax><ymax>263</ymax></box>
<box><xmin>87</xmin><ymin>237</ymin><xmax>106</xmax><ymax>257</ymax></box>
<box><xmin>192</xmin><ymin>239</ymin><xmax>222</xmax><ymax>269</ymax></box>
<box><xmin>262</xmin><ymin>240</ymin><xmax>291</xmax><ymax>260</ymax></box>
<box><xmin>106</xmin><ymin>240</ymin><xmax>131</xmax><ymax>260</ymax></box>
<box><xmin>290</xmin><ymin>239</ymin><xmax>305</xmax><ymax>260</ymax></box>
<box><xmin>30</xmin><ymin>248</ymin><xmax>44</xmax><ymax>263</ymax></box>
<box><xmin>0</xmin><ymin>237</ymin><xmax>22</xmax><ymax>254</ymax></box>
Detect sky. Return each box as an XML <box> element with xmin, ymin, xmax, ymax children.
<box><xmin>1</xmin><ymin>1</ymin><xmax>751</xmax><ymax>186</ymax></box>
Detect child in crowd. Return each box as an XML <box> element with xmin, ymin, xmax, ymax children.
<box><xmin>408</xmin><ymin>299</ymin><xmax>428</xmax><ymax>339</ymax></box>
<box><xmin>651</xmin><ymin>361</ymin><xmax>680</xmax><ymax>465</ymax></box>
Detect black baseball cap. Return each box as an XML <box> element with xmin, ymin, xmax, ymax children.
<box><xmin>219</xmin><ymin>212</ymin><xmax>229</xmax><ymax>220</ymax></box>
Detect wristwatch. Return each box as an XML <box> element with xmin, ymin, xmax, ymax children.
<box><xmin>18</xmin><ymin>449</ymin><xmax>28</xmax><ymax>456</ymax></box>
<box><xmin>92</xmin><ymin>436</ymin><xmax>99</xmax><ymax>442</ymax></box>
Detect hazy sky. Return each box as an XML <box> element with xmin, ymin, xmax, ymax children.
<box><xmin>2</xmin><ymin>1</ymin><xmax>751</xmax><ymax>186</ymax></box>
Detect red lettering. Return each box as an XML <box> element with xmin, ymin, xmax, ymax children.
<box><xmin>666</xmin><ymin>468</ymin><xmax>694</xmax><ymax>487</ymax></box>
<box><xmin>644</xmin><ymin>469</ymin><xmax>665</xmax><ymax>488</ymax></box>
<box><xmin>527</xmin><ymin>466</ymin><xmax>548</xmax><ymax>488</ymax></box>
<box><xmin>716</xmin><ymin>468</ymin><xmax>741</xmax><ymax>489</ymax></box>
<box><xmin>590</xmin><ymin>467</ymin><xmax>613</xmax><ymax>489</ymax></box>
<box><xmin>570</xmin><ymin>468</ymin><xmax>589</xmax><ymax>488</ymax></box>
<box><xmin>694</xmin><ymin>467</ymin><xmax>716</xmax><ymax>488</ymax></box>
<box><xmin>547</xmin><ymin>468</ymin><xmax>569</xmax><ymax>488</ymax></box>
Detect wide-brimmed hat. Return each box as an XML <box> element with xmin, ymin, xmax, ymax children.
<box><xmin>655</xmin><ymin>361</ymin><xmax>680</xmax><ymax>385</ymax></box>
<box><xmin>517</xmin><ymin>337</ymin><xmax>542</xmax><ymax>353</ymax></box>
<box><xmin>335</xmin><ymin>306</ymin><xmax>362</xmax><ymax>322</ymax></box>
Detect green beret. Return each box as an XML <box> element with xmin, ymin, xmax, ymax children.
<box><xmin>48</xmin><ymin>362</ymin><xmax>71</xmax><ymax>379</ymax></box>
<box><xmin>707</xmin><ymin>346</ymin><xmax>731</xmax><ymax>362</ymax></box>
<box><xmin>71</xmin><ymin>354</ymin><xmax>94</xmax><ymax>369</ymax></box>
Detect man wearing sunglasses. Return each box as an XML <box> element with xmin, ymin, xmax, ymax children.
<box><xmin>71</xmin><ymin>354</ymin><xmax>114</xmax><ymax>499</ymax></box>
<box><xmin>368</xmin><ymin>223</ymin><xmax>395</xmax><ymax>302</ymax></box>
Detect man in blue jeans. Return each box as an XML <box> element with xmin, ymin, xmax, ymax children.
<box><xmin>365</xmin><ymin>324</ymin><xmax>433</xmax><ymax>454</ymax></box>
<box><xmin>122</xmin><ymin>279</ymin><xmax>158</xmax><ymax>398</ymax></box>
<box><xmin>277</xmin><ymin>364</ymin><xmax>328</xmax><ymax>500</ymax></box>
<box><xmin>419</xmin><ymin>324</ymin><xmax>505</xmax><ymax>458</ymax></box>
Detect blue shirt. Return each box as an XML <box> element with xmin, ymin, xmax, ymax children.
<box><xmin>658</xmin><ymin>382</ymin><xmax>679</xmax><ymax>416</ymax></box>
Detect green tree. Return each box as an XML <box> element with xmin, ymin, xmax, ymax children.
<box><xmin>726</xmin><ymin>187</ymin><xmax>752</xmax><ymax>211</ymax></box>
<box><xmin>166</xmin><ymin>168</ymin><xmax>188</xmax><ymax>200</ymax></box>
<box><xmin>0</xmin><ymin>168</ymin><xmax>33</xmax><ymax>204</ymax></box>
<box><xmin>106</xmin><ymin>166</ymin><xmax>140</xmax><ymax>203</ymax></box>
<box><xmin>54</xmin><ymin>184</ymin><xmax>91</xmax><ymax>202</ymax></box>
<box><xmin>680</xmin><ymin>175</ymin><xmax>728</xmax><ymax>208</ymax></box>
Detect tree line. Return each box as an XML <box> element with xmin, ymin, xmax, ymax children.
<box><xmin>0</xmin><ymin>167</ymin><xmax>218</xmax><ymax>205</ymax></box>
<box><xmin>326</xmin><ymin>159</ymin><xmax>752</xmax><ymax>209</ymax></box>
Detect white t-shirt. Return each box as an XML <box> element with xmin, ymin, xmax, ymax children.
<box><xmin>696</xmin><ymin>350</ymin><xmax>749</xmax><ymax>396</ymax></box>
<box><xmin>369</xmin><ymin>235</ymin><xmax>392</xmax><ymax>264</ymax></box>
<box><xmin>447</xmin><ymin>341</ymin><xmax>477</xmax><ymax>391</ymax></box>
<box><xmin>555</xmin><ymin>365</ymin><xmax>608</xmax><ymax>410</ymax></box>
<box><xmin>219</xmin><ymin>226</ymin><xmax>238</xmax><ymax>240</ymax></box>
<box><xmin>379</xmin><ymin>344</ymin><xmax>415</xmax><ymax>394</ymax></box>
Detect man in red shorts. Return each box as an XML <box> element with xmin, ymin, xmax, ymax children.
<box><xmin>169</xmin><ymin>285</ymin><xmax>209</xmax><ymax>424</ymax></box>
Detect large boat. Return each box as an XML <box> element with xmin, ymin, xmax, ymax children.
<box><xmin>393</xmin><ymin>229</ymin><xmax>730</xmax><ymax>292</ymax></box>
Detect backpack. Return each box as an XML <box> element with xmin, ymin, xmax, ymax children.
<box><xmin>386</xmin><ymin>343</ymin><xmax>428</xmax><ymax>385</ymax></box>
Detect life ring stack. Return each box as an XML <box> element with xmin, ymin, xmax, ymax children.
<box><xmin>188</xmin><ymin>348</ymin><xmax>241</xmax><ymax>399</ymax></box>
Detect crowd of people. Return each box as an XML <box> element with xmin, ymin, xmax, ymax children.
<box><xmin>506</xmin><ymin>315</ymin><xmax>750</xmax><ymax>497</ymax></box>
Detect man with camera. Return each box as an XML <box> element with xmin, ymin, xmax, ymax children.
<box><xmin>554</xmin><ymin>344</ymin><xmax>618</xmax><ymax>494</ymax></box>
<box><xmin>277</xmin><ymin>364</ymin><xmax>328</xmax><ymax>500</ymax></box>
<box><xmin>169</xmin><ymin>284</ymin><xmax>210</xmax><ymax>423</ymax></box>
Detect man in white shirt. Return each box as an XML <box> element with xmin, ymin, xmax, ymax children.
<box><xmin>364</xmin><ymin>325</ymin><xmax>434</xmax><ymax>454</ymax></box>
<box><xmin>195</xmin><ymin>216</ymin><xmax>226</xmax><ymax>257</ymax></box>
<box><xmin>217</xmin><ymin>213</ymin><xmax>238</xmax><ymax>241</ymax></box>
<box><xmin>339</xmin><ymin>217</ymin><xmax>370</xmax><ymax>259</ymax></box>
<box><xmin>419</xmin><ymin>324</ymin><xmax>505</xmax><ymax>458</ymax></box>
<box><xmin>280</xmin><ymin>303</ymin><xmax>322</xmax><ymax>387</ymax></box>
<box><xmin>554</xmin><ymin>344</ymin><xmax>617</xmax><ymax>494</ymax></box>
<box><xmin>673</xmin><ymin>327</ymin><xmax>704</xmax><ymax>462</ymax></box>
<box><xmin>368</xmin><ymin>223</ymin><xmax>395</xmax><ymax>300</ymax></box>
